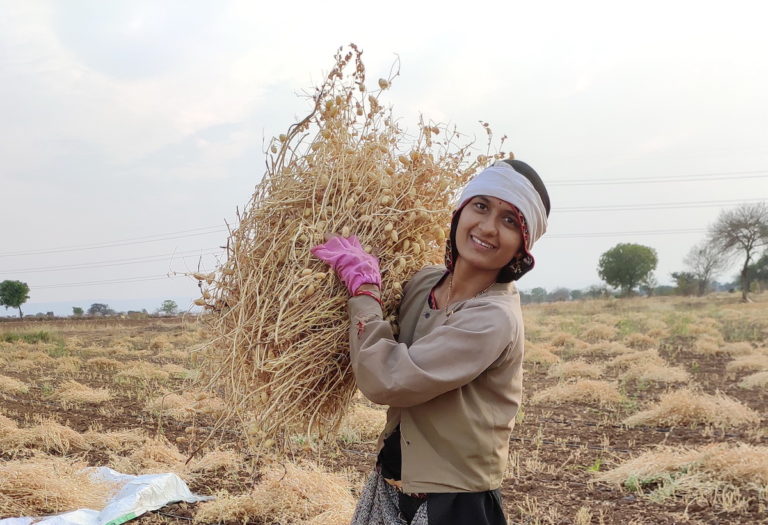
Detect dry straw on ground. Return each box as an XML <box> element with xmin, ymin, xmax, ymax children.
<box><xmin>623</xmin><ymin>388</ymin><xmax>760</xmax><ymax>428</ymax></box>
<box><xmin>0</xmin><ymin>419</ymin><xmax>90</xmax><ymax>456</ymax></box>
<box><xmin>0</xmin><ymin>374</ymin><xmax>29</xmax><ymax>394</ymax></box>
<box><xmin>0</xmin><ymin>455</ymin><xmax>114</xmax><ymax>518</ymax></box>
<box><xmin>196</xmin><ymin>45</ymin><xmax>500</xmax><ymax>445</ymax></box>
<box><xmin>56</xmin><ymin>380</ymin><xmax>112</xmax><ymax>406</ymax></box>
<box><xmin>546</xmin><ymin>359</ymin><xmax>604</xmax><ymax>379</ymax></box>
<box><xmin>726</xmin><ymin>353</ymin><xmax>768</xmax><ymax>373</ymax></box>
<box><xmin>193</xmin><ymin>460</ymin><xmax>357</xmax><ymax>524</ymax></box>
<box><xmin>738</xmin><ymin>371</ymin><xmax>768</xmax><ymax>389</ymax></box>
<box><xmin>595</xmin><ymin>443</ymin><xmax>768</xmax><ymax>506</ymax></box>
<box><xmin>619</xmin><ymin>362</ymin><xmax>690</xmax><ymax>384</ymax></box>
<box><xmin>530</xmin><ymin>380</ymin><xmax>623</xmax><ymax>406</ymax></box>
<box><xmin>523</xmin><ymin>344</ymin><xmax>561</xmax><ymax>365</ymax></box>
<box><xmin>339</xmin><ymin>402</ymin><xmax>387</xmax><ymax>442</ymax></box>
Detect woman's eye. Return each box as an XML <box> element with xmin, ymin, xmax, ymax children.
<box><xmin>474</xmin><ymin>202</ymin><xmax>487</xmax><ymax>210</ymax></box>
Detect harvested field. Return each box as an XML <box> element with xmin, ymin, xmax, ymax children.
<box><xmin>0</xmin><ymin>294</ymin><xmax>766</xmax><ymax>523</ymax></box>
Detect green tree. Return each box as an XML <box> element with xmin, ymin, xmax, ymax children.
<box><xmin>0</xmin><ymin>280</ymin><xmax>30</xmax><ymax>319</ymax></box>
<box><xmin>87</xmin><ymin>303</ymin><xmax>114</xmax><ymax>316</ymax></box>
<box><xmin>72</xmin><ymin>306</ymin><xmax>84</xmax><ymax>317</ymax></box>
<box><xmin>709</xmin><ymin>202</ymin><xmax>768</xmax><ymax>302</ymax></box>
<box><xmin>671</xmin><ymin>271</ymin><xmax>698</xmax><ymax>296</ymax></box>
<box><xmin>598</xmin><ymin>243</ymin><xmax>658</xmax><ymax>296</ymax></box>
<box><xmin>158</xmin><ymin>299</ymin><xmax>178</xmax><ymax>316</ymax></box>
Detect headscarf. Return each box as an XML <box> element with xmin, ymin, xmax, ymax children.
<box><xmin>446</xmin><ymin>159</ymin><xmax>550</xmax><ymax>282</ymax></box>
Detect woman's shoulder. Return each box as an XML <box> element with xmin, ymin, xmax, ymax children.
<box><xmin>401</xmin><ymin>265</ymin><xmax>446</xmax><ymax>294</ymax></box>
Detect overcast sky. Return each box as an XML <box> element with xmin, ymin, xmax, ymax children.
<box><xmin>2</xmin><ymin>0</ymin><xmax>767</xmax><ymax>315</ymax></box>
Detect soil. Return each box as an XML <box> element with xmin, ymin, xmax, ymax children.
<box><xmin>1</xmin><ymin>314</ymin><xmax>766</xmax><ymax>524</ymax></box>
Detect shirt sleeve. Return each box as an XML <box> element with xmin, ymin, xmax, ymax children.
<box><xmin>347</xmin><ymin>294</ymin><xmax>514</xmax><ymax>408</ymax></box>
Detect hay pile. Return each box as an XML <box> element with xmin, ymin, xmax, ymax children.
<box><xmin>595</xmin><ymin>443</ymin><xmax>768</xmax><ymax>505</ymax></box>
<box><xmin>0</xmin><ymin>455</ymin><xmax>113</xmax><ymax>517</ymax></box>
<box><xmin>623</xmin><ymin>388</ymin><xmax>761</xmax><ymax>428</ymax></box>
<box><xmin>197</xmin><ymin>45</ymin><xmax>501</xmax><ymax>444</ymax></box>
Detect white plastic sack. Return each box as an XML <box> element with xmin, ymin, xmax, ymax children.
<box><xmin>0</xmin><ymin>467</ymin><xmax>212</xmax><ymax>525</ymax></box>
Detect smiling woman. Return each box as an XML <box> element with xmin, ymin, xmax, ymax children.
<box><xmin>313</xmin><ymin>159</ymin><xmax>551</xmax><ymax>524</ymax></box>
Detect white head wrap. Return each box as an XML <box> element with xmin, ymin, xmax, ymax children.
<box><xmin>457</xmin><ymin>160</ymin><xmax>548</xmax><ymax>250</ymax></box>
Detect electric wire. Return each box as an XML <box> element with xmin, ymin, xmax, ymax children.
<box><xmin>0</xmin><ymin>248</ymin><xmax>224</xmax><ymax>274</ymax></box>
<box><xmin>0</xmin><ymin>226</ymin><xmax>227</xmax><ymax>258</ymax></box>
<box><xmin>548</xmin><ymin>169</ymin><xmax>768</xmax><ymax>185</ymax></box>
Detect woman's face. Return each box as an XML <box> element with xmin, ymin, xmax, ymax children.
<box><xmin>454</xmin><ymin>195</ymin><xmax>524</xmax><ymax>273</ymax></box>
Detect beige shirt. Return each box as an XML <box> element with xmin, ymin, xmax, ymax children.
<box><xmin>347</xmin><ymin>265</ymin><xmax>525</xmax><ymax>493</ymax></box>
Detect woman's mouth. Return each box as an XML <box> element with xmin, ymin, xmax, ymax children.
<box><xmin>470</xmin><ymin>235</ymin><xmax>495</xmax><ymax>250</ymax></box>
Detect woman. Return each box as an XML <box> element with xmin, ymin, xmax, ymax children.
<box><xmin>312</xmin><ymin>159</ymin><xmax>550</xmax><ymax>524</ymax></box>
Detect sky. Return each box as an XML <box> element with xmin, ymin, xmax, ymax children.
<box><xmin>1</xmin><ymin>0</ymin><xmax>767</xmax><ymax>316</ymax></box>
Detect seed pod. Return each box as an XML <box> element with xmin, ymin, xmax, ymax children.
<box><xmin>304</xmin><ymin>284</ymin><xmax>316</xmax><ymax>297</ymax></box>
<box><xmin>270</xmin><ymin>144</ymin><xmax>278</xmax><ymax>153</ymax></box>
<box><xmin>401</xmin><ymin>239</ymin><xmax>411</xmax><ymax>251</ymax></box>
<box><xmin>345</xmin><ymin>197</ymin><xmax>355</xmax><ymax>209</ymax></box>
<box><xmin>384</xmin><ymin>222</ymin><xmax>393</xmax><ymax>232</ymax></box>
<box><xmin>390</xmin><ymin>230</ymin><xmax>399</xmax><ymax>243</ymax></box>
<box><xmin>392</xmin><ymin>282</ymin><xmax>403</xmax><ymax>292</ymax></box>
<box><xmin>301</xmin><ymin>268</ymin><xmax>313</xmax><ymax>277</ymax></box>
<box><xmin>380</xmin><ymin>195</ymin><xmax>392</xmax><ymax>206</ymax></box>
<box><xmin>279</xmin><ymin>134</ymin><xmax>287</xmax><ymax>143</ymax></box>
<box><xmin>303</xmin><ymin>208</ymin><xmax>312</xmax><ymax>217</ymax></box>
<box><xmin>412</xmin><ymin>243</ymin><xmax>421</xmax><ymax>255</ymax></box>
<box><xmin>311</xmin><ymin>142</ymin><xmax>321</xmax><ymax>151</ymax></box>
<box><xmin>341</xmin><ymin>226</ymin><xmax>350</xmax><ymax>237</ymax></box>
<box><xmin>193</xmin><ymin>298</ymin><xmax>206</xmax><ymax>306</ymax></box>
<box><xmin>398</xmin><ymin>256</ymin><xmax>406</xmax><ymax>267</ymax></box>
<box><xmin>321</xmin><ymin>129</ymin><xmax>332</xmax><ymax>139</ymax></box>
<box><xmin>203</xmin><ymin>290</ymin><xmax>212</xmax><ymax>299</ymax></box>
<box><xmin>364</xmin><ymin>245</ymin><xmax>373</xmax><ymax>253</ymax></box>
<box><xmin>378</xmin><ymin>78</ymin><xmax>390</xmax><ymax>89</ymax></box>
<box><xmin>192</xmin><ymin>272</ymin><xmax>207</xmax><ymax>281</ymax></box>
<box><xmin>398</xmin><ymin>155</ymin><xmax>409</xmax><ymax>166</ymax></box>
<box><xmin>205</xmin><ymin>273</ymin><xmax>215</xmax><ymax>284</ymax></box>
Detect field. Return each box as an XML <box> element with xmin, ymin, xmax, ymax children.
<box><xmin>1</xmin><ymin>293</ymin><xmax>767</xmax><ymax>524</ymax></box>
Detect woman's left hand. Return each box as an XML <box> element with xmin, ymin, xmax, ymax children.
<box><xmin>310</xmin><ymin>235</ymin><xmax>381</xmax><ymax>294</ymax></box>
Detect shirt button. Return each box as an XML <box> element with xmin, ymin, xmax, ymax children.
<box><xmin>424</xmin><ymin>312</ymin><xmax>430</xmax><ymax>318</ymax></box>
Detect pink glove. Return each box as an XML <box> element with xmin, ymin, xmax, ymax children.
<box><xmin>310</xmin><ymin>235</ymin><xmax>381</xmax><ymax>294</ymax></box>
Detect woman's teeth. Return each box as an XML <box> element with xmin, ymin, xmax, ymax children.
<box><xmin>471</xmin><ymin>235</ymin><xmax>494</xmax><ymax>249</ymax></box>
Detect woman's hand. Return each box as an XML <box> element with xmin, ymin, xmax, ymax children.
<box><xmin>310</xmin><ymin>235</ymin><xmax>381</xmax><ymax>294</ymax></box>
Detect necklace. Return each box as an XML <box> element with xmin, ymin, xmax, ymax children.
<box><xmin>445</xmin><ymin>273</ymin><xmax>495</xmax><ymax>317</ymax></box>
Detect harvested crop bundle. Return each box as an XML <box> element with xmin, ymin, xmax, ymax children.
<box><xmin>197</xmin><ymin>45</ymin><xmax>505</xmax><ymax>445</ymax></box>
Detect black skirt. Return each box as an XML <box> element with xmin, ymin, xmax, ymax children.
<box><xmin>378</xmin><ymin>427</ymin><xmax>507</xmax><ymax>525</ymax></box>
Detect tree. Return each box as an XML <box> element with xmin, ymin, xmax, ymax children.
<box><xmin>709</xmin><ymin>202</ymin><xmax>768</xmax><ymax>301</ymax></box>
<box><xmin>87</xmin><ymin>303</ymin><xmax>114</xmax><ymax>316</ymax></box>
<box><xmin>671</xmin><ymin>271</ymin><xmax>698</xmax><ymax>296</ymax></box>
<box><xmin>529</xmin><ymin>287</ymin><xmax>548</xmax><ymax>303</ymax></box>
<box><xmin>158</xmin><ymin>300</ymin><xmax>178</xmax><ymax>316</ymax></box>
<box><xmin>72</xmin><ymin>307</ymin><xmax>84</xmax><ymax>317</ymax></box>
<box><xmin>598</xmin><ymin>243</ymin><xmax>658</xmax><ymax>296</ymax></box>
<box><xmin>683</xmin><ymin>241</ymin><xmax>730</xmax><ymax>296</ymax></box>
<box><xmin>547</xmin><ymin>288</ymin><xmax>571</xmax><ymax>302</ymax></box>
<box><xmin>0</xmin><ymin>280</ymin><xmax>30</xmax><ymax>319</ymax></box>
<box><xmin>747</xmin><ymin>253</ymin><xmax>768</xmax><ymax>291</ymax></box>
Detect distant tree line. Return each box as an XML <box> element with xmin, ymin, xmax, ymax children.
<box><xmin>522</xmin><ymin>202</ymin><xmax>768</xmax><ymax>304</ymax></box>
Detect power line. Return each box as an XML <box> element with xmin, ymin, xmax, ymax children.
<box><xmin>0</xmin><ymin>248</ymin><xmax>224</xmax><ymax>274</ymax></box>
<box><xmin>549</xmin><ymin>169</ymin><xmax>768</xmax><ymax>186</ymax></box>
<box><xmin>547</xmin><ymin>228</ymin><xmax>706</xmax><ymax>238</ymax></box>
<box><xmin>558</xmin><ymin>198</ymin><xmax>766</xmax><ymax>212</ymax></box>
<box><xmin>33</xmin><ymin>274</ymin><xmax>187</xmax><ymax>290</ymax></box>
<box><xmin>0</xmin><ymin>226</ymin><xmax>227</xmax><ymax>258</ymax></box>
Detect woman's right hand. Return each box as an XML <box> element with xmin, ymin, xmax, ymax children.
<box><xmin>310</xmin><ymin>235</ymin><xmax>381</xmax><ymax>294</ymax></box>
